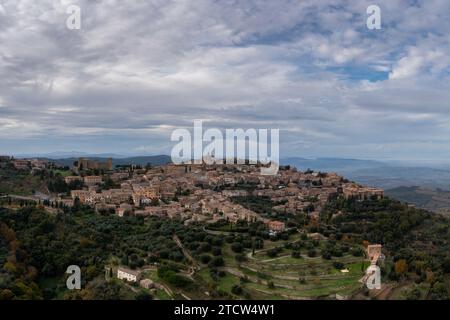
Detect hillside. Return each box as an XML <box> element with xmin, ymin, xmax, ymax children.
<box><xmin>281</xmin><ymin>157</ymin><xmax>384</xmax><ymax>173</ymax></box>
<box><xmin>1</xmin><ymin>197</ymin><xmax>449</xmax><ymax>300</ymax></box>
<box><xmin>1</xmin><ymin>161</ymin><xmax>449</xmax><ymax>300</ymax></box>
<box><xmin>282</xmin><ymin>157</ymin><xmax>450</xmax><ymax>190</ymax></box>
<box><xmin>0</xmin><ymin>164</ymin><xmax>48</xmax><ymax>196</ymax></box>
<box><xmin>47</xmin><ymin>155</ymin><xmax>171</xmax><ymax>168</ymax></box>
<box><xmin>386</xmin><ymin>186</ymin><xmax>450</xmax><ymax>215</ymax></box>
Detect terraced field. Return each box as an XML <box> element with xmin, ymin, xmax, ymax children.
<box><xmin>166</xmin><ymin>240</ymin><xmax>370</xmax><ymax>300</ymax></box>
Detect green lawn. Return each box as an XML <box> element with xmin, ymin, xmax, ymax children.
<box><xmin>51</xmin><ymin>169</ymin><xmax>73</xmax><ymax>177</ymax></box>
<box><xmin>217</xmin><ymin>272</ymin><xmax>241</xmax><ymax>293</ymax></box>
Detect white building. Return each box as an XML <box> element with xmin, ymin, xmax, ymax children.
<box><xmin>117</xmin><ymin>267</ymin><xmax>140</xmax><ymax>282</ymax></box>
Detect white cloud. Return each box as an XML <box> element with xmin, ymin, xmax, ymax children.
<box><xmin>0</xmin><ymin>0</ymin><xmax>449</xmax><ymax>158</ymax></box>
<box><xmin>390</xmin><ymin>42</ymin><xmax>450</xmax><ymax>80</ymax></box>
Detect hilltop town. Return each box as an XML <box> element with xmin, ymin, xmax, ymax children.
<box><xmin>1</xmin><ymin>156</ymin><xmax>383</xmax><ymax>229</ymax></box>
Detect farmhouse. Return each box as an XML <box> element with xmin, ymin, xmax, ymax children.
<box><xmin>117</xmin><ymin>267</ymin><xmax>140</xmax><ymax>282</ymax></box>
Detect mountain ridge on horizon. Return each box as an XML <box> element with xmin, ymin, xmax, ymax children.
<box><xmin>11</xmin><ymin>152</ymin><xmax>450</xmax><ymax>166</ymax></box>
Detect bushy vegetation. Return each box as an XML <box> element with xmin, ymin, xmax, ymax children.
<box><xmin>1</xmin><ymin>184</ymin><xmax>449</xmax><ymax>300</ymax></box>
<box><xmin>0</xmin><ymin>164</ymin><xmax>46</xmax><ymax>195</ymax></box>
<box><xmin>323</xmin><ymin>197</ymin><xmax>450</xmax><ymax>299</ymax></box>
<box><xmin>0</xmin><ymin>207</ymin><xmax>196</xmax><ymax>299</ymax></box>
<box><xmin>231</xmin><ymin>196</ymin><xmax>287</xmax><ymax>216</ymax></box>
<box><xmin>157</xmin><ymin>266</ymin><xmax>194</xmax><ymax>288</ymax></box>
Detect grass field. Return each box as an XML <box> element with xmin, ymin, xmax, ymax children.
<box><xmin>51</xmin><ymin>169</ymin><xmax>73</xmax><ymax>177</ymax></box>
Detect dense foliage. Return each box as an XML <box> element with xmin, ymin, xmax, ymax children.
<box><xmin>322</xmin><ymin>197</ymin><xmax>450</xmax><ymax>299</ymax></box>
<box><xmin>0</xmin><ymin>207</ymin><xmax>195</xmax><ymax>299</ymax></box>
<box><xmin>1</xmin><ymin>193</ymin><xmax>449</xmax><ymax>300</ymax></box>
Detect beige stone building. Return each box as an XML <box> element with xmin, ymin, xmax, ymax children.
<box><xmin>65</xmin><ymin>176</ymin><xmax>83</xmax><ymax>184</ymax></box>
<box><xmin>76</xmin><ymin>157</ymin><xmax>112</xmax><ymax>171</ymax></box>
<box><xmin>343</xmin><ymin>184</ymin><xmax>384</xmax><ymax>201</ymax></box>
<box><xmin>12</xmin><ymin>159</ymin><xmax>30</xmax><ymax>170</ymax></box>
<box><xmin>367</xmin><ymin>244</ymin><xmax>383</xmax><ymax>265</ymax></box>
<box><xmin>116</xmin><ymin>203</ymin><xmax>133</xmax><ymax>217</ymax></box>
<box><xmin>140</xmin><ymin>279</ymin><xmax>154</xmax><ymax>289</ymax></box>
<box><xmin>267</xmin><ymin>220</ymin><xmax>286</xmax><ymax>232</ymax></box>
<box><xmin>71</xmin><ymin>190</ymin><xmax>91</xmax><ymax>203</ymax></box>
<box><xmin>84</xmin><ymin>176</ymin><xmax>103</xmax><ymax>186</ymax></box>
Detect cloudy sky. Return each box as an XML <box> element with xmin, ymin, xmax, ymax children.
<box><xmin>0</xmin><ymin>0</ymin><xmax>449</xmax><ymax>160</ymax></box>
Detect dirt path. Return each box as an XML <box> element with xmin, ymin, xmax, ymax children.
<box><xmin>368</xmin><ymin>281</ymin><xmax>410</xmax><ymax>300</ymax></box>
<box><xmin>173</xmin><ymin>234</ymin><xmax>199</xmax><ymax>269</ymax></box>
<box><xmin>376</xmin><ymin>281</ymin><xmax>410</xmax><ymax>300</ymax></box>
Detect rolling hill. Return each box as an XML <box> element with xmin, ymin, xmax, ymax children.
<box><xmin>386</xmin><ymin>186</ymin><xmax>450</xmax><ymax>215</ymax></box>
<box><xmin>44</xmin><ymin>155</ymin><xmax>172</xmax><ymax>168</ymax></box>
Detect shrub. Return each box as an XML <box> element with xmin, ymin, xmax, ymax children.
<box><xmin>267</xmin><ymin>248</ymin><xmax>278</xmax><ymax>258</ymax></box>
<box><xmin>199</xmin><ymin>243</ymin><xmax>211</xmax><ymax>252</ymax></box>
<box><xmin>240</xmin><ymin>276</ymin><xmax>250</xmax><ymax>283</ymax></box>
<box><xmin>231</xmin><ymin>242</ymin><xmax>243</xmax><ymax>253</ymax></box>
<box><xmin>212</xmin><ymin>247</ymin><xmax>222</xmax><ymax>256</ymax></box>
<box><xmin>406</xmin><ymin>287</ymin><xmax>421</xmax><ymax>300</ymax></box>
<box><xmin>332</xmin><ymin>261</ymin><xmax>345</xmax><ymax>270</ymax></box>
<box><xmin>231</xmin><ymin>285</ymin><xmax>243</xmax><ymax>295</ymax></box>
<box><xmin>321</xmin><ymin>249</ymin><xmax>332</xmax><ymax>259</ymax></box>
<box><xmin>199</xmin><ymin>254</ymin><xmax>212</xmax><ymax>264</ymax></box>
<box><xmin>208</xmin><ymin>256</ymin><xmax>224</xmax><ymax>268</ymax></box>
<box><xmin>332</xmin><ymin>248</ymin><xmax>343</xmax><ymax>257</ymax></box>
<box><xmin>307</xmin><ymin>249</ymin><xmax>316</xmax><ymax>257</ymax></box>
<box><xmin>225</xmin><ymin>236</ymin><xmax>235</xmax><ymax>243</ymax></box>
<box><xmin>136</xmin><ymin>290</ymin><xmax>153</xmax><ymax>300</ymax></box>
<box><xmin>351</xmin><ymin>247</ymin><xmax>364</xmax><ymax>257</ymax></box>
<box><xmin>157</xmin><ymin>266</ymin><xmax>193</xmax><ymax>288</ymax></box>
<box><xmin>442</xmin><ymin>256</ymin><xmax>450</xmax><ymax>274</ymax></box>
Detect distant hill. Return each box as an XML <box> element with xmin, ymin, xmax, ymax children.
<box><xmin>386</xmin><ymin>186</ymin><xmax>450</xmax><ymax>215</ymax></box>
<box><xmin>15</xmin><ymin>151</ymin><xmax>126</xmax><ymax>159</ymax></box>
<box><xmin>281</xmin><ymin>157</ymin><xmax>385</xmax><ymax>173</ymax></box>
<box><xmin>346</xmin><ymin>166</ymin><xmax>450</xmax><ymax>190</ymax></box>
<box><xmin>282</xmin><ymin>157</ymin><xmax>450</xmax><ymax>190</ymax></box>
<box><xmin>47</xmin><ymin>155</ymin><xmax>171</xmax><ymax>168</ymax></box>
